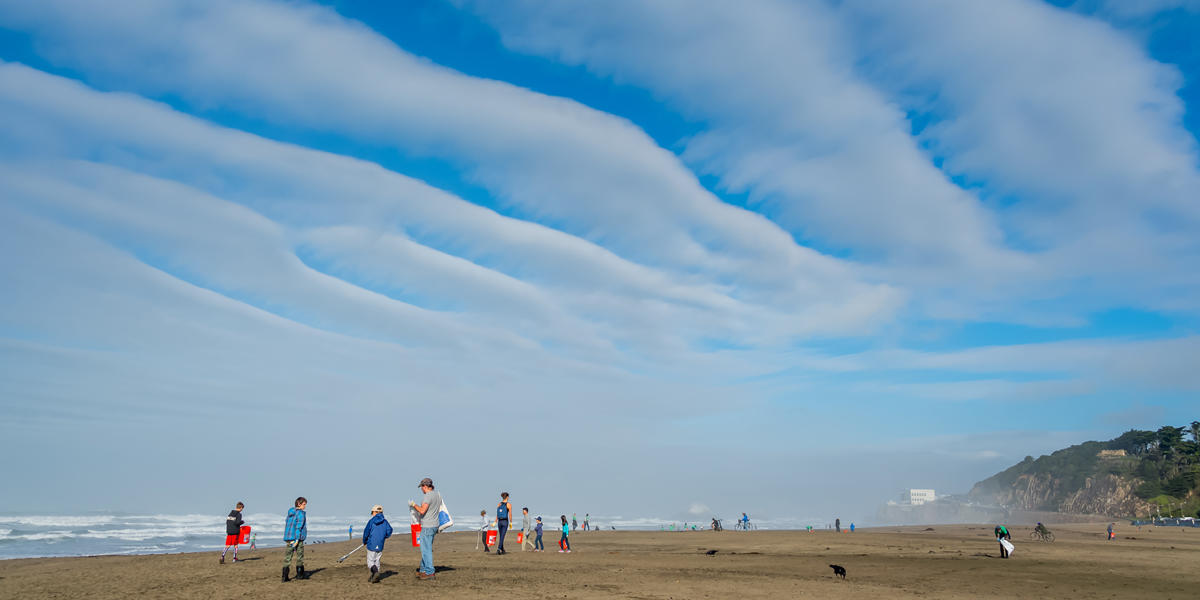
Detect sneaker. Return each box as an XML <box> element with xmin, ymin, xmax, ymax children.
<box><xmin>231</xmin><ymin>558</ymin><xmax>238</xmax><ymax>563</ymax></box>
<box><xmin>558</xmin><ymin>550</ymin><xmax>565</xmax><ymax>553</ymax></box>
<box><xmin>566</xmin><ymin>550</ymin><xmax>572</xmax><ymax>553</ymax></box>
<box><xmin>417</xmin><ymin>572</ymin><xmax>435</xmax><ymax>580</ymax></box>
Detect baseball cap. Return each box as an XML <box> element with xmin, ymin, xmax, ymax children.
<box><xmin>372</xmin><ymin>504</ymin><xmax>384</xmax><ymax>513</ymax></box>
<box><xmin>418</xmin><ymin>477</ymin><xmax>433</xmax><ymax>488</ymax></box>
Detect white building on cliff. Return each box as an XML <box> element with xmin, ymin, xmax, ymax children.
<box><xmin>901</xmin><ymin>489</ymin><xmax>937</xmax><ymax>505</ymax></box>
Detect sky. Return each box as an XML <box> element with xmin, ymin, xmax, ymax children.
<box><xmin>0</xmin><ymin>0</ymin><xmax>1197</xmax><ymax>526</ymax></box>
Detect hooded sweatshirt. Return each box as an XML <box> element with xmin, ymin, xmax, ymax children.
<box><xmin>284</xmin><ymin>507</ymin><xmax>307</xmax><ymax>542</ymax></box>
<box><xmin>362</xmin><ymin>513</ymin><xmax>393</xmax><ymax>552</ymax></box>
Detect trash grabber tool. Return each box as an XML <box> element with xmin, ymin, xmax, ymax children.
<box><xmin>337</xmin><ymin>544</ymin><xmax>365</xmax><ymax>563</ymax></box>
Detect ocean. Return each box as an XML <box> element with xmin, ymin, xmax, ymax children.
<box><xmin>0</xmin><ymin>513</ymin><xmax>357</xmax><ymax>560</ymax></box>
<box><xmin>0</xmin><ymin>513</ymin><xmax>822</xmax><ymax>559</ymax></box>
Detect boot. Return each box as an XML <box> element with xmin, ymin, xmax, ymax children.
<box><xmin>281</xmin><ymin>566</ymin><xmax>290</xmax><ymax>582</ymax></box>
<box><xmin>296</xmin><ymin>565</ymin><xmax>307</xmax><ymax>580</ymax></box>
<box><xmin>368</xmin><ymin>566</ymin><xmax>377</xmax><ymax>582</ymax></box>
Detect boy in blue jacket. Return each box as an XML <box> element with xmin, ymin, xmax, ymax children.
<box><xmin>282</xmin><ymin>497</ymin><xmax>307</xmax><ymax>582</ymax></box>
<box><xmin>362</xmin><ymin>504</ymin><xmax>393</xmax><ymax>583</ymax></box>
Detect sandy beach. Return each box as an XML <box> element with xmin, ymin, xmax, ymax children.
<box><xmin>0</xmin><ymin>523</ymin><xmax>1197</xmax><ymax>599</ymax></box>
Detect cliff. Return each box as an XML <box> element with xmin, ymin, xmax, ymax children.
<box><xmin>968</xmin><ymin>424</ymin><xmax>1200</xmax><ymax>518</ymax></box>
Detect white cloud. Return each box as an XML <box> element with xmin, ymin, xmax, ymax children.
<box><xmin>465</xmin><ymin>0</ymin><xmax>1200</xmax><ymax>325</ymax></box>
<box><xmin>0</xmin><ymin>0</ymin><xmax>896</xmax><ymax>333</ymax></box>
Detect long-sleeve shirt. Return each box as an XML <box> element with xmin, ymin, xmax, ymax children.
<box><xmin>480</xmin><ymin>515</ymin><xmax>489</xmax><ymax>531</ymax></box>
<box><xmin>522</xmin><ymin>514</ymin><xmax>532</xmax><ymax>532</ymax></box>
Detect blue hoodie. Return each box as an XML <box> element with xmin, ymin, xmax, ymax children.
<box><xmin>362</xmin><ymin>513</ymin><xmax>393</xmax><ymax>552</ymax></box>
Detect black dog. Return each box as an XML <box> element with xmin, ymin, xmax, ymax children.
<box><xmin>829</xmin><ymin>564</ymin><xmax>846</xmax><ymax>579</ymax></box>
<box><xmin>705</xmin><ymin>549</ymin><xmax>718</xmax><ymax>556</ymax></box>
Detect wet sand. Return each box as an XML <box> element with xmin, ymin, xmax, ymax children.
<box><xmin>1</xmin><ymin>523</ymin><xmax>1197</xmax><ymax>599</ymax></box>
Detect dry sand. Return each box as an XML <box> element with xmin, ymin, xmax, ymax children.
<box><xmin>1</xmin><ymin>523</ymin><xmax>1197</xmax><ymax>599</ymax></box>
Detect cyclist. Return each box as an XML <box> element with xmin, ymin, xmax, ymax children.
<box><xmin>1034</xmin><ymin>522</ymin><xmax>1051</xmax><ymax>539</ymax></box>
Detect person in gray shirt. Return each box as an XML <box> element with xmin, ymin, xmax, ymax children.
<box><xmin>521</xmin><ymin>508</ymin><xmax>534</xmax><ymax>551</ymax></box>
<box><xmin>409</xmin><ymin>477</ymin><xmax>443</xmax><ymax>579</ymax></box>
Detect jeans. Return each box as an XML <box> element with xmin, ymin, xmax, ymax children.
<box><xmin>496</xmin><ymin>519</ymin><xmax>508</xmax><ymax>552</ymax></box>
<box><xmin>559</xmin><ymin>533</ymin><xmax>570</xmax><ymax>551</ymax></box>
<box><xmin>535</xmin><ymin>533</ymin><xmax>543</xmax><ymax>550</ymax></box>
<box><xmin>419</xmin><ymin>527</ymin><xmax>437</xmax><ymax>574</ymax></box>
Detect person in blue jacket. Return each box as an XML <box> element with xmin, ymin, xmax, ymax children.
<box><xmin>362</xmin><ymin>504</ymin><xmax>393</xmax><ymax>583</ymax></box>
<box><xmin>282</xmin><ymin>497</ymin><xmax>308</xmax><ymax>582</ymax></box>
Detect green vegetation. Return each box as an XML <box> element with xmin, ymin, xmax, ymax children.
<box><xmin>971</xmin><ymin>421</ymin><xmax>1200</xmax><ymax>517</ymax></box>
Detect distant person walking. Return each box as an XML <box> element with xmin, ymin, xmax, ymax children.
<box><xmin>850</xmin><ymin>523</ymin><xmax>855</xmax><ymax>533</ymax></box>
<box><xmin>559</xmin><ymin>515</ymin><xmax>571</xmax><ymax>552</ymax></box>
<box><xmin>572</xmin><ymin>513</ymin><xmax>578</xmax><ymax>532</ymax></box>
<box><xmin>478</xmin><ymin>510</ymin><xmax>491</xmax><ymax>552</ymax></box>
<box><xmin>349</xmin><ymin>525</ymin><xmax>353</xmax><ymax>540</ymax></box>
<box><xmin>835</xmin><ymin>518</ymin><xmax>841</xmax><ymax>533</ymax></box>
<box><xmin>534</xmin><ymin>516</ymin><xmax>544</xmax><ymax>551</ymax></box>
<box><xmin>521</xmin><ymin>508</ymin><xmax>534</xmax><ymax>551</ymax></box>
<box><xmin>362</xmin><ymin>504</ymin><xmax>392</xmax><ymax>583</ymax></box>
<box><xmin>995</xmin><ymin>524</ymin><xmax>1011</xmax><ymax>558</ymax></box>
<box><xmin>495</xmin><ymin>492</ymin><xmax>513</xmax><ymax>555</ymax></box>
<box><xmin>249</xmin><ymin>532</ymin><xmax>256</xmax><ymax>550</ymax></box>
<box><xmin>584</xmin><ymin>513</ymin><xmax>590</xmax><ymax>531</ymax></box>
<box><xmin>409</xmin><ymin>477</ymin><xmax>443</xmax><ymax>579</ymax></box>
<box><xmin>1107</xmin><ymin>523</ymin><xmax>1115</xmax><ymax>540</ymax></box>
<box><xmin>282</xmin><ymin>497</ymin><xmax>308</xmax><ymax>582</ymax></box>
<box><xmin>220</xmin><ymin>501</ymin><xmax>245</xmax><ymax>564</ymax></box>
<box><xmin>741</xmin><ymin>513</ymin><xmax>750</xmax><ymax>530</ymax></box>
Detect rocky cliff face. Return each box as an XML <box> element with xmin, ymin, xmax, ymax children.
<box><xmin>1059</xmin><ymin>474</ymin><xmax>1150</xmax><ymax>516</ymax></box>
<box><xmin>970</xmin><ymin>473</ymin><xmax>1150</xmax><ymax>517</ymax></box>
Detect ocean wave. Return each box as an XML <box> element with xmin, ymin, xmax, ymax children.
<box><xmin>0</xmin><ymin>516</ymin><xmax>116</xmax><ymax>528</ymax></box>
<box><xmin>2</xmin><ymin>530</ymin><xmax>76</xmax><ymax>541</ymax></box>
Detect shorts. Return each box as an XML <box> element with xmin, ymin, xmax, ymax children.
<box><xmin>225</xmin><ymin>534</ymin><xmax>240</xmax><ymax>546</ymax></box>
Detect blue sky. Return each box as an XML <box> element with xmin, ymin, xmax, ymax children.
<box><xmin>0</xmin><ymin>0</ymin><xmax>1197</xmax><ymax>524</ymax></box>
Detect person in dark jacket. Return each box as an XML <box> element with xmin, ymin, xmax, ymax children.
<box><xmin>282</xmin><ymin>497</ymin><xmax>308</xmax><ymax>582</ymax></box>
<box><xmin>362</xmin><ymin>504</ymin><xmax>393</xmax><ymax>583</ymax></box>
<box><xmin>220</xmin><ymin>502</ymin><xmax>244</xmax><ymax>564</ymax></box>
<box><xmin>495</xmin><ymin>492</ymin><xmax>513</xmax><ymax>555</ymax></box>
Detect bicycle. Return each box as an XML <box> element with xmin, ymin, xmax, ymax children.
<box><xmin>1029</xmin><ymin>529</ymin><xmax>1055</xmax><ymax>542</ymax></box>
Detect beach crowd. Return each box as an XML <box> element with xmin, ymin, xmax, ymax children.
<box><xmin>218</xmin><ymin>476</ymin><xmax>590</xmax><ymax>584</ymax></box>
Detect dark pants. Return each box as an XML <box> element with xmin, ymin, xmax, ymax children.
<box><xmin>497</xmin><ymin>519</ymin><xmax>509</xmax><ymax>552</ymax></box>
<box><xmin>559</xmin><ymin>534</ymin><xmax>570</xmax><ymax>551</ymax></box>
<box><xmin>480</xmin><ymin>529</ymin><xmax>489</xmax><ymax>551</ymax></box>
<box><xmin>535</xmin><ymin>533</ymin><xmax>543</xmax><ymax>550</ymax></box>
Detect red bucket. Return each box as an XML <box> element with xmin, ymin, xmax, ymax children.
<box><xmin>239</xmin><ymin>525</ymin><xmax>251</xmax><ymax>544</ymax></box>
<box><xmin>410</xmin><ymin>523</ymin><xmax>421</xmax><ymax>547</ymax></box>
<box><xmin>516</xmin><ymin>531</ymin><xmax>524</xmax><ymax>544</ymax></box>
<box><xmin>486</xmin><ymin>530</ymin><xmax>497</xmax><ymax>546</ymax></box>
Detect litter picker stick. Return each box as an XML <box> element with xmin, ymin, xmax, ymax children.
<box><xmin>337</xmin><ymin>544</ymin><xmax>365</xmax><ymax>563</ymax></box>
